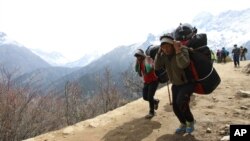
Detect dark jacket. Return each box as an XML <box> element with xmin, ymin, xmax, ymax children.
<box><xmin>232</xmin><ymin>47</ymin><xmax>240</xmax><ymax>56</ymax></box>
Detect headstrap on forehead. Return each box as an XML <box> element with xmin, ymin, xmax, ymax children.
<box><xmin>160</xmin><ymin>37</ymin><xmax>174</xmax><ymax>45</ymax></box>
<box><xmin>134</xmin><ymin>49</ymin><xmax>145</xmax><ymax>57</ymax></box>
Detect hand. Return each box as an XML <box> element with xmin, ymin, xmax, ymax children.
<box><xmin>158</xmin><ymin>47</ymin><xmax>162</xmax><ymax>54</ymax></box>
<box><xmin>173</xmin><ymin>40</ymin><xmax>181</xmax><ymax>54</ymax></box>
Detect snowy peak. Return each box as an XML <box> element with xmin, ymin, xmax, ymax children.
<box><xmin>145</xmin><ymin>33</ymin><xmax>160</xmax><ymax>46</ymax></box>
<box><xmin>192</xmin><ymin>12</ymin><xmax>213</xmax><ymax>29</ymax></box>
<box><xmin>146</xmin><ymin>33</ymin><xmax>156</xmax><ymax>41</ymax></box>
<box><xmin>65</xmin><ymin>51</ymin><xmax>103</xmax><ymax>68</ymax></box>
<box><xmin>0</xmin><ymin>32</ymin><xmax>6</xmax><ymax>43</ymax></box>
<box><xmin>0</xmin><ymin>32</ymin><xmax>23</xmax><ymax>46</ymax></box>
<box><xmin>0</xmin><ymin>32</ymin><xmax>50</xmax><ymax>76</ymax></box>
<box><xmin>194</xmin><ymin>8</ymin><xmax>250</xmax><ymax>32</ymax></box>
<box><xmin>31</xmin><ymin>48</ymin><xmax>103</xmax><ymax>67</ymax></box>
<box><xmin>31</xmin><ymin>49</ymin><xmax>70</xmax><ymax>66</ymax></box>
<box><xmin>192</xmin><ymin>8</ymin><xmax>250</xmax><ymax>50</ymax></box>
<box><xmin>0</xmin><ymin>32</ymin><xmax>7</xmax><ymax>39</ymax></box>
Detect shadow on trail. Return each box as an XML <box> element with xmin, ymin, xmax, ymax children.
<box><xmin>163</xmin><ymin>103</ymin><xmax>173</xmax><ymax>112</ymax></box>
<box><xmin>156</xmin><ymin>133</ymin><xmax>201</xmax><ymax>141</ymax></box>
<box><xmin>102</xmin><ymin>117</ymin><xmax>161</xmax><ymax>141</ymax></box>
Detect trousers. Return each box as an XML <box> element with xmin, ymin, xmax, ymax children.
<box><xmin>172</xmin><ymin>83</ymin><xmax>195</xmax><ymax>124</ymax></box>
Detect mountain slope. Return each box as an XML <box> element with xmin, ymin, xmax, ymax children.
<box><xmin>24</xmin><ymin>61</ymin><xmax>250</xmax><ymax>141</ymax></box>
<box><xmin>0</xmin><ymin>32</ymin><xmax>51</xmax><ymax>76</ymax></box>
<box><xmin>45</xmin><ymin>37</ymin><xmax>154</xmax><ymax>94</ymax></box>
<box><xmin>14</xmin><ymin>67</ymin><xmax>79</xmax><ymax>91</ymax></box>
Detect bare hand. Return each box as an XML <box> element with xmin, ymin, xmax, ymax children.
<box><xmin>173</xmin><ymin>40</ymin><xmax>181</xmax><ymax>54</ymax></box>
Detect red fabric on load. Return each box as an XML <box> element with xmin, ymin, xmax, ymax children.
<box><xmin>189</xmin><ymin>61</ymin><xmax>205</xmax><ymax>94</ymax></box>
<box><xmin>180</xmin><ymin>40</ymin><xmax>189</xmax><ymax>46</ymax></box>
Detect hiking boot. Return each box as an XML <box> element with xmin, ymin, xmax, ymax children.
<box><xmin>145</xmin><ymin>112</ymin><xmax>155</xmax><ymax>119</ymax></box>
<box><xmin>154</xmin><ymin>99</ymin><xmax>160</xmax><ymax>110</ymax></box>
<box><xmin>186</xmin><ymin>121</ymin><xmax>195</xmax><ymax>134</ymax></box>
<box><xmin>175</xmin><ymin>123</ymin><xmax>186</xmax><ymax>134</ymax></box>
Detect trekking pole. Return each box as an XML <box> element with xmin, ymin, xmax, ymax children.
<box><xmin>167</xmin><ymin>82</ymin><xmax>172</xmax><ymax>105</ymax></box>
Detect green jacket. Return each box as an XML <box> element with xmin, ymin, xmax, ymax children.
<box><xmin>154</xmin><ymin>47</ymin><xmax>190</xmax><ymax>85</ymax></box>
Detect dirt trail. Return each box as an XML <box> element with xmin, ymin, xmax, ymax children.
<box><xmin>24</xmin><ymin>61</ymin><xmax>250</xmax><ymax>141</ymax></box>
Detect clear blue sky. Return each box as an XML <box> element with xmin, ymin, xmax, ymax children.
<box><xmin>0</xmin><ymin>0</ymin><xmax>249</xmax><ymax>61</ymax></box>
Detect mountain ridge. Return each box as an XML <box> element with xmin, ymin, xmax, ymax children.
<box><xmin>0</xmin><ymin>32</ymin><xmax>51</xmax><ymax>77</ymax></box>
<box><xmin>193</xmin><ymin>8</ymin><xmax>250</xmax><ymax>51</ymax></box>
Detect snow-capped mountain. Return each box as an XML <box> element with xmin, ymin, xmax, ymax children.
<box><xmin>65</xmin><ymin>51</ymin><xmax>103</xmax><ymax>68</ymax></box>
<box><xmin>21</xmin><ymin>7</ymin><xmax>250</xmax><ymax>93</ymax></box>
<box><xmin>0</xmin><ymin>32</ymin><xmax>23</xmax><ymax>47</ymax></box>
<box><xmin>0</xmin><ymin>32</ymin><xmax>50</xmax><ymax>76</ymax></box>
<box><xmin>72</xmin><ymin>8</ymin><xmax>250</xmax><ymax>86</ymax></box>
<box><xmin>46</xmin><ymin>33</ymin><xmax>159</xmax><ymax>90</ymax></box>
<box><xmin>32</xmin><ymin>9</ymin><xmax>250</xmax><ymax>68</ymax></box>
<box><xmin>2</xmin><ymin>8</ymin><xmax>250</xmax><ymax>93</ymax></box>
<box><xmin>192</xmin><ymin>8</ymin><xmax>250</xmax><ymax>51</ymax></box>
<box><xmin>31</xmin><ymin>49</ymin><xmax>70</xmax><ymax>66</ymax></box>
<box><xmin>32</xmin><ymin>49</ymin><xmax>103</xmax><ymax>67</ymax></box>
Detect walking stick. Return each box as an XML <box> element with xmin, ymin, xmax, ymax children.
<box><xmin>167</xmin><ymin>82</ymin><xmax>172</xmax><ymax>105</ymax></box>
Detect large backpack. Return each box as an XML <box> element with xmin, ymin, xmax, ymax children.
<box><xmin>186</xmin><ymin>33</ymin><xmax>211</xmax><ymax>61</ymax></box>
<box><xmin>145</xmin><ymin>45</ymin><xmax>169</xmax><ymax>83</ymax></box>
<box><xmin>184</xmin><ymin>33</ymin><xmax>221</xmax><ymax>94</ymax></box>
<box><xmin>173</xmin><ymin>23</ymin><xmax>221</xmax><ymax>94</ymax></box>
<box><xmin>243</xmin><ymin>48</ymin><xmax>248</xmax><ymax>53</ymax></box>
<box><xmin>145</xmin><ymin>45</ymin><xmax>159</xmax><ymax>59</ymax></box>
<box><xmin>185</xmin><ymin>50</ymin><xmax>221</xmax><ymax>94</ymax></box>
